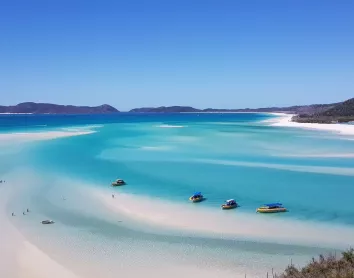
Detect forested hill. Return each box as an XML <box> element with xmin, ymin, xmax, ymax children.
<box><xmin>0</xmin><ymin>102</ymin><xmax>119</xmax><ymax>114</ymax></box>
<box><xmin>292</xmin><ymin>97</ymin><xmax>354</xmax><ymax>123</ymax></box>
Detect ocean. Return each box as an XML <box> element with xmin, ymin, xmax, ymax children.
<box><xmin>1</xmin><ymin>112</ymin><xmax>354</xmax><ymax>278</ymax></box>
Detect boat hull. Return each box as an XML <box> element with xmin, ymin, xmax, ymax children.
<box><xmin>221</xmin><ymin>204</ymin><xmax>237</xmax><ymax>209</ymax></box>
<box><xmin>112</xmin><ymin>182</ymin><xmax>125</xmax><ymax>186</ymax></box>
<box><xmin>189</xmin><ymin>196</ymin><xmax>204</xmax><ymax>203</ymax></box>
<box><xmin>256</xmin><ymin>208</ymin><xmax>287</xmax><ymax>213</ymax></box>
<box><xmin>41</xmin><ymin>220</ymin><xmax>55</xmax><ymax>224</ymax></box>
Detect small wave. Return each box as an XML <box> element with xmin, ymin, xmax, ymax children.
<box><xmin>0</xmin><ymin>112</ymin><xmax>33</xmax><ymax>114</ymax></box>
<box><xmin>156</xmin><ymin>124</ymin><xmax>186</xmax><ymax>128</ymax></box>
<box><xmin>194</xmin><ymin>158</ymin><xmax>354</xmax><ymax>176</ymax></box>
<box><xmin>170</xmin><ymin>136</ymin><xmax>199</xmax><ymax>142</ymax></box>
<box><xmin>81</xmin><ymin>124</ymin><xmax>104</xmax><ymax>129</ymax></box>
<box><xmin>140</xmin><ymin>146</ymin><xmax>172</xmax><ymax>151</ymax></box>
<box><xmin>273</xmin><ymin>152</ymin><xmax>354</xmax><ymax>158</ymax></box>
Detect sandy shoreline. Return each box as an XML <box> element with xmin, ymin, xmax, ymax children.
<box><xmin>268</xmin><ymin>113</ymin><xmax>354</xmax><ymax>136</ymax></box>
<box><xmin>0</xmin><ymin>181</ymin><xmax>80</xmax><ymax>278</ymax></box>
<box><xmin>1</xmin><ymin>170</ymin><xmax>352</xmax><ymax>278</ymax></box>
<box><xmin>0</xmin><ymin>130</ymin><xmax>96</xmax><ymax>142</ymax></box>
<box><xmin>2</xmin><ymin>114</ymin><xmax>354</xmax><ymax>277</ymax></box>
<box><xmin>0</xmin><ymin>178</ymin><xmax>251</xmax><ymax>278</ymax></box>
<box><xmin>90</xmin><ymin>187</ymin><xmax>354</xmax><ymax>249</ymax></box>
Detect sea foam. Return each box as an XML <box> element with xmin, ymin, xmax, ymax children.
<box><xmin>156</xmin><ymin>124</ymin><xmax>186</xmax><ymax>128</ymax></box>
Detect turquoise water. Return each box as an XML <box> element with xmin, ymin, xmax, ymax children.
<box><xmin>6</xmin><ymin>113</ymin><xmax>354</xmax><ymax>225</ymax></box>
<box><xmin>2</xmin><ymin>113</ymin><xmax>354</xmax><ymax>226</ymax></box>
<box><xmin>1</xmin><ymin>112</ymin><xmax>354</xmax><ymax>277</ymax></box>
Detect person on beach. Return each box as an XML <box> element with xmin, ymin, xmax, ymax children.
<box><xmin>112</xmin><ymin>194</ymin><xmax>115</xmax><ymax>198</ymax></box>
<box><xmin>27</xmin><ymin>208</ymin><xmax>29</xmax><ymax>212</ymax></box>
<box><xmin>12</xmin><ymin>212</ymin><xmax>14</xmax><ymax>216</ymax></box>
<box><xmin>23</xmin><ymin>212</ymin><xmax>25</xmax><ymax>215</ymax></box>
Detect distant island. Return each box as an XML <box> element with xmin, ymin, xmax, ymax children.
<box><xmin>130</xmin><ymin>98</ymin><xmax>354</xmax><ymax>124</ymax></box>
<box><xmin>2</xmin><ymin>98</ymin><xmax>354</xmax><ymax>124</ymax></box>
<box><xmin>0</xmin><ymin>102</ymin><xmax>119</xmax><ymax>114</ymax></box>
<box><xmin>129</xmin><ymin>106</ymin><xmax>200</xmax><ymax>113</ymax></box>
<box><xmin>129</xmin><ymin>103</ymin><xmax>338</xmax><ymax>114</ymax></box>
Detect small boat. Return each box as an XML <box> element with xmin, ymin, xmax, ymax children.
<box><xmin>112</xmin><ymin>179</ymin><xmax>126</xmax><ymax>186</ymax></box>
<box><xmin>256</xmin><ymin>203</ymin><xmax>287</xmax><ymax>213</ymax></box>
<box><xmin>41</xmin><ymin>220</ymin><xmax>55</xmax><ymax>224</ymax></box>
<box><xmin>221</xmin><ymin>199</ymin><xmax>238</xmax><ymax>209</ymax></box>
<box><xmin>189</xmin><ymin>192</ymin><xmax>204</xmax><ymax>203</ymax></box>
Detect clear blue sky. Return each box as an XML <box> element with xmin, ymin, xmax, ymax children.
<box><xmin>1</xmin><ymin>0</ymin><xmax>353</xmax><ymax>110</ymax></box>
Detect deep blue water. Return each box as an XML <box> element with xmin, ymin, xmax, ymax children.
<box><xmin>0</xmin><ymin>113</ymin><xmax>270</xmax><ymax>131</ymax></box>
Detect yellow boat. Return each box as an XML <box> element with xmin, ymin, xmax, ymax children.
<box><xmin>221</xmin><ymin>199</ymin><xmax>238</xmax><ymax>210</ymax></box>
<box><xmin>189</xmin><ymin>192</ymin><xmax>204</xmax><ymax>203</ymax></box>
<box><xmin>256</xmin><ymin>203</ymin><xmax>287</xmax><ymax>213</ymax></box>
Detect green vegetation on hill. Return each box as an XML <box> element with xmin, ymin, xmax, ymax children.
<box><xmin>129</xmin><ymin>103</ymin><xmax>338</xmax><ymax>114</ymax></box>
<box><xmin>320</xmin><ymin>98</ymin><xmax>354</xmax><ymax>117</ymax></box>
<box><xmin>0</xmin><ymin>102</ymin><xmax>119</xmax><ymax>114</ymax></box>
<box><xmin>129</xmin><ymin>106</ymin><xmax>199</xmax><ymax>113</ymax></box>
<box><xmin>277</xmin><ymin>249</ymin><xmax>354</xmax><ymax>278</ymax></box>
<box><xmin>292</xmin><ymin>97</ymin><xmax>354</xmax><ymax>124</ymax></box>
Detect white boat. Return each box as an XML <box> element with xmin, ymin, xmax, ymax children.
<box><xmin>112</xmin><ymin>179</ymin><xmax>126</xmax><ymax>186</ymax></box>
<box><xmin>221</xmin><ymin>199</ymin><xmax>238</xmax><ymax>209</ymax></box>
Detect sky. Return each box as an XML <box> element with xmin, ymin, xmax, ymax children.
<box><xmin>1</xmin><ymin>0</ymin><xmax>353</xmax><ymax>111</ymax></box>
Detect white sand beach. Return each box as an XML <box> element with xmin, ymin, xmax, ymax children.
<box><xmin>0</xmin><ymin>130</ymin><xmax>96</xmax><ymax>143</ymax></box>
<box><xmin>2</xmin><ymin>113</ymin><xmax>354</xmax><ymax>278</ymax></box>
<box><xmin>0</xmin><ymin>181</ymin><xmax>81</xmax><ymax>278</ymax></box>
<box><xmin>90</xmin><ymin>188</ymin><xmax>354</xmax><ymax>249</ymax></box>
<box><xmin>270</xmin><ymin>113</ymin><xmax>354</xmax><ymax>136</ymax></box>
<box><xmin>0</xmin><ymin>175</ymin><xmax>251</xmax><ymax>278</ymax></box>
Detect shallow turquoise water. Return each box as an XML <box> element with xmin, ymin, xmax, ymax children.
<box><xmin>3</xmin><ymin>113</ymin><xmax>354</xmax><ymax>277</ymax></box>
<box><xmin>2</xmin><ymin>113</ymin><xmax>354</xmax><ymax>226</ymax></box>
